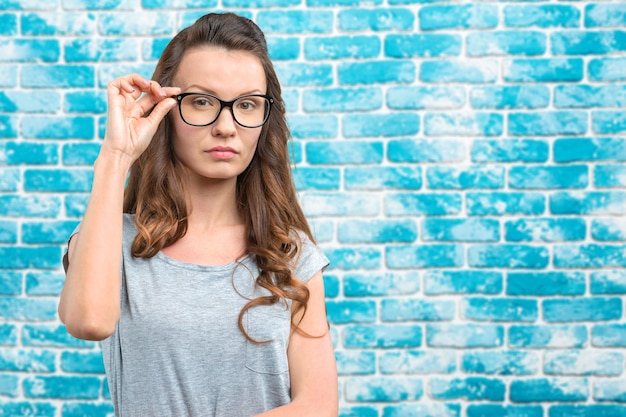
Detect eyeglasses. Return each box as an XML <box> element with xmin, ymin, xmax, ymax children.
<box><xmin>174</xmin><ymin>92</ymin><xmax>273</xmax><ymax>128</ymax></box>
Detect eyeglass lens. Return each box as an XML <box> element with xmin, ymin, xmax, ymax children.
<box><xmin>179</xmin><ymin>94</ymin><xmax>271</xmax><ymax>128</ymax></box>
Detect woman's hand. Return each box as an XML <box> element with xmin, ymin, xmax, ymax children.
<box><xmin>102</xmin><ymin>73</ymin><xmax>181</xmax><ymax>163</ymax></box>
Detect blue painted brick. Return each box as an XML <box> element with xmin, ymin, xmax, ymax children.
<box><xmin>257</xmin><ymin>10</ymin><xmax>333</xmax><ymax>33</ymax></box>
<box><xmin>60</xmin><ymin>351</ymin><xmax>105</xmax><ymax>373</ymax></box>
<box><xmin>142</xmin><ymin>37</ymin><xmax>170</xmax><ymax>61</ymax></box>
<box><xmin>21</xmin><ymin>65</ymin><xmax>94</xmax><ymax>88</ymax></box>
<box><xmin>22</xmin><ymin>220</ymin><xmax>80</xmax><ymax>244</ymax></box>
<box><xmin>388</xmin><ymin>139</ymin><xmax>466</xmax><ymax>163</ymax></box>
<box><xmin>265</xmin><ymin>37</ymin><xmax>299</xmax><ymax>60</ymax></box>
<box><xmin>98</xmin><ymin>12</ymin><xmax>173</xmax><ymax>35</ymax></box>
<box><xmin>24</xmin><ymin>376</ymin><xmax>100</xmax><ymax>400</ymax></box>
<box><xmin>0</xmin><ymin>271</ymin><xmax>20</xmax><ymax>294</ymax></box>
<box><xmin>288</xmin><ymin>115</ymin><xmax>337</xmax><ymax>139</ymax></box>
<box><xmin>0</xmin><ymin>324</ymin><xmax>18</xmax><ymax>346</ymax></box>
<box><xmin>419</xmin><ymin>5</ymin><xmax>498</xmax><ymax>30</ymax></box>
<box><xmin>338</xmin><ymin>8</ymin><xmax>414</xmax><ymax>31</ymax></box>
<box><xmin>0</xmin><ymin>220</ymin><xmax>17</xmax><ymax>243</ymax></box>
<box><xmin>325</xmin><ymin>300</ymin><xmax>376</xmax><ymax>324</ymax></box>
<box><xmin>468</xmin><ymin>191</ymin><xmax>528</xmax><ymax>218</ymax></box>
<box><xmin>335</xmin><ymin>351</ymin><xmax>376</xmax><ymax>376</ymax></box>
<box><xmin>509</xmin><ymin>111</ymin><xmax>587</xmax><ymax>136</ymax></box>
<box><xmin>589</xmin><ymin>57</ymin><xmax>626</xmax><ymax>81</ymax></box>
<box><xmin>0</xmin><ymin>90</ymin><xmax>61</xmax><ymax>113</ymax></box>
<box><xmin>421</xmin><ymin>59</ymin><xmax>498</xmax><ymax>83</ymax></box>
<box><xmin>463</xmin><ymin>351</ymin><xmax>539</xmax><ymax>375</ymax></box>
<box><xmin>554</xmin><ymin>138</ymin><xmax>626</xmax><ymax>162</ymax></box>
<box><xmin>424</xmin><ymin>270</ymin><xmax>503</xmax><ymax>295</ymax></box>
<box><xmin>299</xmin><ymin>193</ymin><xmax>377</xmax><ymax>216</ymax></box>
<box><xmin>591</xmin><ymin>270</ymin><xmax>626</xmax><ymax>294</ymax></box>
<box><xmin>504</xmin><ymin>5</ymin><xmax>580</xmax><ymax>28</ymax></box>
<box><xmin>544</xmin><ymin>297</ymin><xmax>622</xmax><ymax>322</ymax></box>
<box><xmin>0</xmin><ymin>13</ymin><xmax>17</xmax><ymax>35</ymax></box>
<box><xmin>0</xmin><ymin>374</ymin><xmax>19</xmax><ymax>397</ymax></box>
<box><xmin>22</xmin><ymin>324</ymin><xmax>94</xmax><ymax>348</ymax></box>
<box><xmin>592</xmin><ymin>218</ymin><xmax>626</xmax><ymax>241</ymax></box>
<box><xmin>467</xmin><ymin>31</ymin><xmax>546</xmax><ymax>56</ymax></box>
<box><xmin>427</xmin><ymin>324</ymin><xmax>504</xmax><ymax>348</ymax></box>
<box><xmin>0</xmin><ymin>296</ymin><xmax>57</xmax><ymax>320</ymax></box>
<box><xmin>344</xmin><ymin>271</ymin><xmax>420</xmax><ymax>297</ymax></box>
<box><xmin>275</xmin><ymin>63</ymin><xmax>333</xmax><ymax>86</ymax></box>
<box><xmin>343</xmin><ymin>113</ymin><xmax>419</xmax><ymax>137</ymax></box>
<box><xmin>554</xmin><ymin>244</ymin><xmax>626</xmax><ymax>267</ymax></box>
<box><xmin>504</xmin><ymin>58</ymin><xmax>583</xmax><ymax>82</ymax></box>
<box><xmin>508</xmin><ymin>272</ymin><xmax>585</xmax><ymax>296</ymax></box>
<box><xmin>383</xmin><ymin>404</ymin><xmax>461</xmax><ymax>417</ymax></box>
<box><xmin>552</xmin><ymin>30</ymin><xmax>626</xmax><ymax>55</ymax></box>
<box><xmin>341</xmin><ymin>58</ymin><xmax>411</xmax><ymax>85</ymax></box>
<box><xmin>472</xmin><ymin>139</ymin><xmax>549</xmax><ymax>163</ymax></box>
<box><xmin>555</xmin><ymin>85</ymin><xmax>626</xmax><ymax>108</ymax></box>
<box><xmin>593</xmin><ymin>111</ymin><xmax>626</xmax><ymax>134</ymax></box>
<box><xmin>505</xmin><ymin>218</ymin><xmax>586</xmax><ymax>242</ymax></box>
<box><xmin>385</xmin><ymin>34</ymin><xmax>461</xmax><ymax>58</ymax></box>
<box><xmin>97</xmin><ymin>63</ymin><xmax>155</xmax><ymax>87</ymax></box>
<box><xmin>26</xmin><ymin>272</ymin><xmax>65</xmax><ymax>296</ymax></box>
<box><xmin>341</xmin><ymin>406</ymin><xmax>378</xmax><ymax>417</ymax></box>
<box><xmin>595</xmin><ymin>165</ymin><xmax>626</xmax><ymax>187</ymax></box>
<box><xmin>323</xmin><ymin>274</ymin><xmax>339</xmax><ymax>297</ymax></box>
<box><xmin>0</xmin><ymin>40</ymin><xmax>60</xmax><ymax>62</ymax></box>
<box><xmin>64</xmin><ymin>91</ymin><xmax>107</xmax><ymax>113</ymax></box>
<box><xmin>21</xmin><ymin>12</ymin><xmax>96</xmax><ymax>35</ymax></box>
<box><xmin>343</xmin><ymin>324</ymin><xmax>422</xmax><ymax>348</ymax></box>
<box><xmin>586</xmin><ymin>3</ymin><xmax>626</xmax><ymax>28</ymax></box>
<box><xmin>551</xmin><ymin>191</ymin><xmax>626</xmax><ymax>215</ymax></box>
<box><xmin>463</xmin><ymin>297</ymin><xmax>538</xmax><ymax>322</ymax></box>
<box><xmin>303</xmin><ymin>88</ymin><xmax>382</xmax><ymax>112</ymax></box>
<box><xmin>0</xmin><ymin>115</ymin><xmax>18</xmax><ymax>138</ymax></box>
<box><xmin>345</xmin><ymin>166</ymin><xmax>422</xmax><ymax>190</ymax></box>
<box><xmin>0</xmin><ymin>168</ymin><xmax>19</xmax><ymax>191</ymax></box>
<box><xmin>0</xmin><ymin>402</ymin><xmax>55</xmax><ymax>417</ymax></box>
<box><xmin>62</xmin><ymin>0</ymin><xmax>130</xmax><ymax>9</ymax></box>
<box><xmin>0</xmin><ymin>247</ymin><xmax>60</xmax><ymax>269</ymax></box>
<box><xmin>430</xmin><ymin>377</ymin><xmax>505</xmax><ymax>401</ymax></box>
<box><xmin>468</xmin><ymin>244</ymin><xmax>549</xmax><ymax>269</ymax></box>
<box><xmin>511</xmin><ymin>378</ymin><xmax>588</xmax><ymax>403</ymax></box>
<box><xmin>426</xmin><ymin>166</ymin><xmax>505</xmax><ymax>190</ymax></box>
<box><xmin>380</xmin><ymin>350</ymin><xmax>456</xmax><ymax>375</ymax></box>
<box><xmin>306</xmin><ymin>141</ymin><xmax>383</xmax><ymax>165</ymax></box>
<box><xmin>387</xmin><ymin>86</ymin><xmax>466</xmax><ymax>110</ymax></box>
<box><xmin>551</xmin><ymin>405</ymin><xmax>626</xmax><ymax>417</ymax></box>
<box><xmin>381</xmin><ymin>299</ymin><xmax>455</xmax><ymax>321</ymax></box>
<box><xmin>22</xmin><ymin>116</ymin><xmax>94</xmax><ymax>139</ymax></box>
<box><xmin>293</xmin><ymin>167</ymin><xmax>339</xmax><ymax>191</ymax></box>
<box><xmin>471</xmin><ymin>85</ymin><xmax>550</xmax><ymax>109</ymax></box>
<box><xmin>305</xmin><ymin>36</ymin><xmax>380</xmax><ymax>60</ymax></box>
<box><xmin>386</xmin><ymin>244</ymin><xmax>464</xmax><ymax>268</ymax></box>
<box><xmin>422</xmin><ymin>219</ymin><xmax>500</xmax><ymax>242</ymax></box>
<box><xmin>509</xmin><ymin>325</ymin><xmax>587</xmax><ymax>348</ymax></box>
<box><xmin>0</xmin><ymin>349</ymin><xmax>55</xmax><ymax>372</ymax></box>
<box><xmin>467</xmin><ymin>405</ymin><xmax>544</xmax><ymax>417</ymax></box>
<box><xmin>594</xmin><ymin>380</ymin><xmax>626</xmax><ymax>403</ymax></box>
<box><xmin>385</xmin><ymin>193</ymin><xmax>462</xmax><ymax>216</ymax></box>
<box><xmin>62</xmin><ymin>403</ymin><xmax>115</xmax><ymax>417</ymax></box>
<box><xmin>544</xmin><ymin>350</ymin><xmax>623</xmax><ymax>376</ymax></box>
<box><xmin>338</xmin><ymin>219</ymin><xmax>417</xmax><ymax>243</ymax></box>
<box><xmin>592</xmin><ymin>324</ymin><xmax>626</xmax><ymax>347</ymax></box>
<box><xmin>0</xmin><ymin>195</ymin><xmax>61</xmax><ymax>218</ymax></box>
<box><xmin>324</xmin><ymin>247</ymin><xmax>381</xmax><ymax>270</ymax></box>
<box><xmin>142</xmin><ymin>0</ymin><xmax>218</xmax><ymax>8</ymax></box>
<box><xmin>424</xmin><ymin>112</ymin><xmax>503</xmax><ymax>136</ymax></box>
<box><xmin>344</xmin><ymin>376</ymin><xmax>422</xmax><ymax>402</ymax></box>
<box><xmin>62</xmin><ymin>143</ymin><xmax>101</xmax><ymax>166</ymax></box>
<box><xmin>0</xmin><ymin>141</ymin><xmax>57</xmax><ymax>165</ymax></box>
<box><xmin>306</xmin><ymin>0</ymin><xmax>383</xmax><ymax>6</ymax></box>
<box><xmin>0</xmin><ymin>65</ymin><xmax>17</xmax><ymax>87</ymax></box>
<box><xmin>24</xmin><ymin>169</ymin><xmax>94</xmax><ymax>192</ymax></box>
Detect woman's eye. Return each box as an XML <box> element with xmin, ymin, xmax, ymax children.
<box><xmin>237</xmin><ymin>101</ymin><xmax>256</xmax><ymax>111</ymax></box>
<box><xmin>193</xmin><ymin>98</ymin><xmax>212</xmax><ymax>107</ymax></box>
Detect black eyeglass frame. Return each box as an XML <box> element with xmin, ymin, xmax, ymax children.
<box><xmin>174</xmin><ymin>92</ymin><xmax>274</xmax><ymax>128</ymax></box>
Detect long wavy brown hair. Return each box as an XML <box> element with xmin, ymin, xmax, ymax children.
<box><xmin>122</xmin><ymin>13</ymin><xmax>316</xmax><ymax>341</ymax></box>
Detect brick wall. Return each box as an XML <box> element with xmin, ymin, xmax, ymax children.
<box><xmin>1</xmin><ymin>1</ymin><xmax>626</xmax><ymax>416</ymax></box>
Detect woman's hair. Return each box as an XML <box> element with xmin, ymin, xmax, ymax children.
<box><xmin>123</xmin><ymin>13</ymin><xmax>316</xmax><ymax>341</ymax></box>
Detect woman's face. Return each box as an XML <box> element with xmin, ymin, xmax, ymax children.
<box><xmin>170</xmin><ymin>46</ymin><xmax>267</xmax><ymax>186</ymax></box>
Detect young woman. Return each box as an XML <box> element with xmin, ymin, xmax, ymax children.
<box><xmin>58</xmin><ymin>13</ymin><xmax>338</xmax><ymax>417</ymax></box>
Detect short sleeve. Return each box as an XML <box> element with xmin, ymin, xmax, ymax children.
<box><xmin>293</xmin><ymin>231</ymin><xmax>329</xmax><ymax>284</ymax></box>
<box><xmin>62</xmin><ymin>223</ymin><xmax>82</xmax><ymax>273</ymax></box>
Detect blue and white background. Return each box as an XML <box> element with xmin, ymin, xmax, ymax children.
<box><xmin>1</xmin><ymin>0</ymin><xmax>626</xmax><ymax>416</ymax></box>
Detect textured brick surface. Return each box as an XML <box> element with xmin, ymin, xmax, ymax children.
<box><xmin>1</xmin><ymin>1</ymin><xmax>625</xmax><ymax>416</ymax></box>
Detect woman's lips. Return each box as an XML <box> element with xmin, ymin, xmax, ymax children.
<box><xmin>206</xmin><ymin>146</ymin><xmax>238</xmax><ymax>159</ymax></box>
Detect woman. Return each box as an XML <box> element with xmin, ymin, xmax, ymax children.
<box><xmin>58</xmin><ymin>13</ymin><xmax>338</xmax><ymax>417</ymax></box>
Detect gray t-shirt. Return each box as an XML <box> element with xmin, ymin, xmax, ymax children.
<box><xmin>81</xmin><ymin>214</ymin><xmax>329</xmax><ymax>417</ymax></box>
